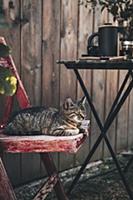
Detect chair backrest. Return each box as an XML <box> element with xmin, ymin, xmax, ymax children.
<box><xmin>0</xmin><ymin>37</ymin><xmax>30</xmax><ymax>129</ymax></box>
<box><xmin>0</xmin><ymin>37</ymin><xmax>88</xmax><ymax>155</ymax></box>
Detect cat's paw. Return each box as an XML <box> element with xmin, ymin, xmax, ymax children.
<box><xmin>79</xmin><ymin>128</ymin><xmax>86</xmax><ymax>133</ymax></box>
<box><xmin>64</xmin><ymin>129</ymin><xmax>79</xmax><ymax>136</ymax></box>
<box><xmin>80</xmin><ymin>120</ymin><xmax>90</xmax><ymax>136</ymax></box>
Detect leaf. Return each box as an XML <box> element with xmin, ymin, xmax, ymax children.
<box><xmin>0</xmin><ymin>67</ymin><xmax>12</xmax><ymax>78</ymax></box>
<box><xmin>0</xmin><ymin>67</ymin><xmax>17</xmax><ymax>96</ymax></box>
<box><xmin>3</xmin><ymin>80</ymin><xmax>17</xmax><ymax>96</ymax></box>
<box><xmin>110</xmin><ymin>4</ymin><xmax>118</xmax><ymax>16</ymax></box>
<box><xmin>101</xmin><ymin>4</ymin><xmax>107</xmax><ymax>12</ymax></box>
<box><xmin>0</xmin><ymin>85</ymin><xmax>5</xmax><ymax>94</ymax></box>
<box><xmin>0</xmin><ymin>43</ymin><xmax>11</xmax><ymax>58</ymax></box>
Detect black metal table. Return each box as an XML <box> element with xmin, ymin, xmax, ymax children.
<box><xmin>57</xmin><ymin>59</ymin><xmax>133</xmax><ymax>200</ymax></box>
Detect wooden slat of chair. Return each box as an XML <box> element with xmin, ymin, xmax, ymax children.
<box><xmin>0</xmin><ymin>134</ymin><xmax>86</xmax><ymax>153</ymax></box>
<box><xmin>0</xmin><ymin>37</ymin><xmax>88</xmax><ymax>200</ymax></box>
<box><xmin>33</xmin><ymin>174</ymin><xmax>58</xmax><ymax>200</ymax></box>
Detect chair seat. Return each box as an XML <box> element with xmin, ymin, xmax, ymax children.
<box><xmin>0</xmin><ymin>132</ymin><xmax>87</xmax><ymax>153</ymax></box>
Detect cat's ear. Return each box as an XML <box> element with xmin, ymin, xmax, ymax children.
<box><xmin>78</xmin><ymin>96</ymin><xmax>86</xmax><ymax>106</ymax></box>
<box><xmin>63</xmin><ymin>98</ymin><xmax>74</xmax><ymax>110</ymax></box>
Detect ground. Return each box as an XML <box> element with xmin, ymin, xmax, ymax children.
<box><xmin>15</xmin><ymin>154</ymin><xmax>133</xmax><ymax>200</ymax></box>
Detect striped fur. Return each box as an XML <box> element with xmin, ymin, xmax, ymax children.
<box><xmin>4</xmin><ymin>97</ymin><xmax>87</xmax><ymax>136</ymax></box>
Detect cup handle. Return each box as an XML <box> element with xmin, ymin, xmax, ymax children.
<box><xmin>87</xmin><ymin>32</ymin><xmax>99</xmax><ymax>48</ymax></box>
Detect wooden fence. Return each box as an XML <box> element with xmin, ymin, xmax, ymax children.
<box><xmin>0</xmin><ymin>0</ymin><xmax>133</xmax><ymax>186</ymax></box>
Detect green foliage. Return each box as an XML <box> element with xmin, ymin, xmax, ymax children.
<box><xmin>0</xmin><ymin>43</ymin><xmax>17</xmax><ymax>96</ymax></box>
<box><xmin>79</xmin><ymin>0</ymin><xmax>133</xmax><ymax>40</ymax></box>
<box><xmin>0</xmin><ymin>0</ymin><xmax>3</xmax><ymax>13</ymax></box>
<box><xmin>79</xmin><ymin>0</ymin><xmax>133</xmax><ymax>22</ymax></box>
<box><xmin>79</xmin><ymin>0</ymin><xmax>97</xmax><ymax>8</ymax></box>
<box><xmin>0</xmin><ymin>43</ymin><xmax>11</xmax><ymax>57</ymax></box>
<box><xmin>0</xmin><ymin>67</ymin><xmax>17</xmax><ymax>96</ymax></box>
<box><xmin>99</xmin><ymin>0</ymin><xmax>133</xmax><ymax>22</ymax></box>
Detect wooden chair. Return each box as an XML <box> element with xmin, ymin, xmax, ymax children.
<box><xmin>0</xmin><ymin>37</ymin><xmax>88</xmax><ymax>200</ymax></box>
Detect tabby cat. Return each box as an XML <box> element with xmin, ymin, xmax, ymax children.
<box><xmin>4</xmin><ymin>97</ymin><xmax>89</xmax><ymax>136</ymax></box>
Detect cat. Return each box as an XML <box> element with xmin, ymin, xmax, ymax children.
<box><xmin>4</xmin><ymin>97</ymin><xmax>89</xmax><ymax>136</ymax></box>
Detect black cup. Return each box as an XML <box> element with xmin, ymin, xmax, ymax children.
<box><xmin>99</xmin><ymin>25</ymin><xmax>118</xmax><ymax>56</ymax></box>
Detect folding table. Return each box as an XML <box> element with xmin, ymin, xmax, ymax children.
<box><xmin>57</xmin><ymin>58</ymin><xmax>133</xmax><ymax>200</ymax></box>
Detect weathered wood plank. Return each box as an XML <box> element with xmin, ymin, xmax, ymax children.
<box><xmin>89</xmin><ymin>5</ymin><xmax>106</xmax><ymax>161</ymax></box>
<box><xmin>0</xmin><ymin>157</ymin><xmax>17</xmax><ymax>200</ymax></box>
<box><xmin>1</xmin><ymin>0</ymin><xmax>21</xmax><ymax>73</ymax></box>
<box><xmin>59</xmin><ymin>0</ymin><xmax>78</xmax><ymax>171</ymax></box>
<box><xmin>42</xmin><ymin>0</ymin><xmax>60</xmax><ymax>108</ymax></box>
<box><xmin>60</xmin><ymin>0</ymin><xmax>77</xmax><ymax>102</ymax></box>
<box><xmin>3</xmin><ymin>153</ymin><xmax>21</xmax><ymax>187</ymax></box>
<box><xmin>20</xmin><ymin>0</ymin><xmax>42</xmax><ymax>183</ymax></box>
<box><xmin>75</xmin><ymin>2</ymin><xmax>93</xmax><ymax>166</ymax></box>
<box><xmin>116</xmin><ymin>71</ymin><xmax>129</xmax><ymax>153</ymax></box>
<box><xmin>42</xmin><ymin>0</ymin><xmax>61</xmax><ymax>177</ymax></box>
<box><xmin>104</xmin><ymin>70</ymin><xmax>118</xmax><ymax>157</ymax></box>
<box><xmin>128</xmin><ymin>90</ymin><xmax>133</xmax><ymax>149</ymax></box>
<box><xmin>21</xmin><ymin>0</ymin><xmax>42</xmax><ymax>105</ymax></box>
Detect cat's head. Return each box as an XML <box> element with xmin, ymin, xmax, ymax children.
<box><xmin>61</xmin><ymin>97</ymin><xmax>86</xmax><ymax>125</ymax></box>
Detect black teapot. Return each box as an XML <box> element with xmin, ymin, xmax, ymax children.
<box><xmin>87</xmin><ymin>24</ymin><xmax>119</xmax><ymax>57</ymax></box>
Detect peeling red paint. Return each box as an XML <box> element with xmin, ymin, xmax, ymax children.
<box><xmin>0</xmin><ymin>133</ymin><xmax>87</xmax><ymax>153</ymax></box>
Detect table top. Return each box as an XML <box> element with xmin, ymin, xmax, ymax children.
<box><xmin>57</xmin><ymin>58</ymin><xmax>133</xmax><ymax>70</ymax></box>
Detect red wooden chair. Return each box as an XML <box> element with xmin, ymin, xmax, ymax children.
<box><xmin>0</xmin><ymin>37</ymin><xmax>88</xmax><ymax>200</ymax></box>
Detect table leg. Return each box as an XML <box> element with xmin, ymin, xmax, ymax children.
<box><xmin>68</xmin><ymin>69</ymin><xmax>133</xmax><ymax>199</ymax></box>
<box><xmin>123</xmin><ymin>71</ymin><xmax>133</xmax><ymax>172</ymax></box>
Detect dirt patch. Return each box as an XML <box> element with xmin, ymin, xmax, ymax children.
<box><xmin>15</xmin><ymin>154</ymin><xmax>133</xmax><ymax>200</ymax></box>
